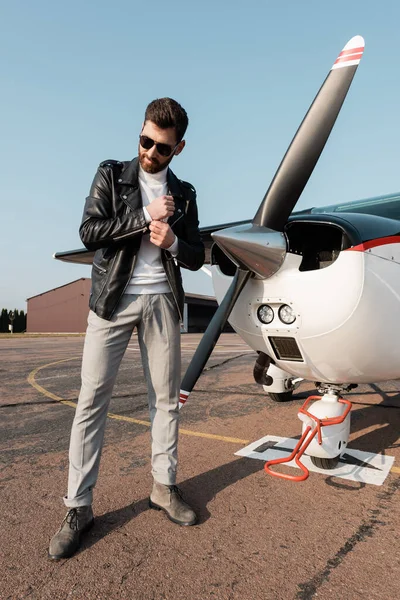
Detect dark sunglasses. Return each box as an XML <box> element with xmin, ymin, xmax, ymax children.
<box><xmin>139</xmin><ymin>135</ymin><xmax>177</xmax><ymax>157</ymax></box>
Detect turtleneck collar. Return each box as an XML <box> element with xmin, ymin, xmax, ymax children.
<box><xmin>139</xmin><ymin>164</ymin><xmax>169</xmax><ymax>186</ymax></box>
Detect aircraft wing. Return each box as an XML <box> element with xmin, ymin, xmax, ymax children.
<box><xmin>53</xmin><ymin>247</ymin><xmax>96</xmax><ymax>265</ymax></box>
<box><xmin>53</xmin><ymin>219</ymin><xmax>252</xmax><ymax>265</ymax></box>
<box><xmin>198</xmin><ymin>219</ymin><xmax>251</xmax><ymax>264</ymax></box>
<box><xmin>53</xmin><ymin>192</ymin><xmax>400</xmax><ymax>265</ymax></box>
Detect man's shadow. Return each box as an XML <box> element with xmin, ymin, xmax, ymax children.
<box><xmin>80</xmin><ymin>385</ymin><xmax>400</xmax><ymax>553</ymax></box>
<box><xmin>80</xmin><ymin>456</ymin><xmax>263</xmax><ymax>553</ymax></box>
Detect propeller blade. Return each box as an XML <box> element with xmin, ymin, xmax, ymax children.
<box><xmin>253</xmin><ymin>35</ymin><xmax>365</xmax><ymax>231</ymax></box>
<box><xmin>180</xmin><ymin>35</ymin><xmax>365</xmax><ymax>407</ymax></box>
<box><xmin>179</xmin><ymin>269</ymin><xmax>250</xmax><ymax>407</ymax></box>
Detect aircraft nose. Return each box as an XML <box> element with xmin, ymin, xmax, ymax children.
<box><xmin>212</xmin><ymin>224</ymin><xmax>287</xmax><ymax>279</ymax></box>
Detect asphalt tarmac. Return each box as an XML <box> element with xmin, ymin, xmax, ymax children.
<box><xmin>1</xmin><ymin>334</ymin><xmax>399</xmax><ymax>600</ymax></box>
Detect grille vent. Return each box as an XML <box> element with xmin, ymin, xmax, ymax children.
<box><xmin>268</xmin><ymin>337</ymin><xmax>303</xmax><ymax>362</ymax></box>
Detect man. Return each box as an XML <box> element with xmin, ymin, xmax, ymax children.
<box><xmin>49</xmin><ymin>98</ymin><xmax>205</xmax><ymax>560</ymax></box>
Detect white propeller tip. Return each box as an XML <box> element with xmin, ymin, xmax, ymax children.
<box><xmin>332</xmin><ymin>35</ymin><xmax>365</xmax><ymax>70</ymax></box>
<box><xmin>344</xmin><ymin>35</ymin><xmax>365</xmax><ymax>51</ymax></box>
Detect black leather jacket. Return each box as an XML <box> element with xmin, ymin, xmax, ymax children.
<box><xmin>79</xmin><ymin>157</ymin><xmax>205</xmax><ymax>321</ymax></box>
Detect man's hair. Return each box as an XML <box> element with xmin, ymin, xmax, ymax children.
<box><xmin>144</xmin><ymin>98</ymin><xmax>189</xmax><ymax>143</ymax></box>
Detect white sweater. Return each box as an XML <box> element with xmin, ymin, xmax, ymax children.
<box><xmin>125</xmin><ymin>165</ymin><xmax>178</xmax><ymax>295</ymax></box>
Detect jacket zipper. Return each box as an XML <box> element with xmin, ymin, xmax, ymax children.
<box><xmin>108</xmin><ymin>254</ymin><xmax>138</xmax><ymax>318</ymax></box>
<box><xmin>113</xmin><ymin>196</ymin><xmax>148</xmax><ymax>241</ymax></box>
<box><xmin>163</xmin><ymin>252</ymin><xmax>183</xmax><ymax>322</ymax></box>
<box><xmin>108</xmin><ymin>202</ymin><xmax>144</xmax><ymax>316</ymax></box>
<box><xmin>169</xmin><ymin>209</ymin><xmax>191</xmax><ymax>270</ymax></box>
<box><xmin>114</xmin><ymin>226</ymin><xmax>148</xmax><ymax>242</ymax></box>
<box><xmin>175</xmin><ymin>255</ymin><xmax>193</xmax><ymax>269</ymax></box>
<box><xmin>93</xmin><ymin>262</ymin><xmax>107</xmax><ymax>274</ymax></box>
<box><xmin>94</xmin><ymin>254</ymin><xmax>117</xmax><ymax>313</ymax></box>
<box><xmin>170</xmin><ymin>211</ymin><xmax>184</xmax><ymax>229</ymax></box>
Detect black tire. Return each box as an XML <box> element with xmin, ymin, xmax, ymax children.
<box><xmin>310</xmin><ymin>455</ymin><xmax>340</xmax><ymax>470</ymax></box>
<box><xmin>268</xmin><ymin>391</ymin><xmax>293</xmax><ymax>403</ymax></box>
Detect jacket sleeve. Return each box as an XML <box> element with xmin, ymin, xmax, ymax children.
<box><xmin>175</xmin><ymin>188</ymin><xmax>205</xmax><ymax>271</ymax></box>
<box><xmin>79</xmin><ymin>166</ymin><xmax>147</xmax><ymax>251</ymax></box>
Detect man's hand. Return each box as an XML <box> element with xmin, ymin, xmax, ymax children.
<box><xmin>147</xmin><ymin>195</ymin><xmax>175</xmax><ymax>221</ymax></box>
<box><xmin>149</xmin><ymin>221</ymin><xmax>176</xmax><ymax>249</ymax></box>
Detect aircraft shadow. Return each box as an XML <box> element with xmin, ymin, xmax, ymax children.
<box><xmin>347</xmin><ymin>383</ymin><xmax>400</xmax><ymax>455</ymax></box>
<box><xmin>78</xmin><ymin>457</ymin><xmax>263</xmax><ymax>555</ymax></box>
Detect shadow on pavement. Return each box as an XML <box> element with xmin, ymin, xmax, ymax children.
<box><xmin>348</xmin><ymin>384</ymin><xmax>400</xmax><ymax>455</ymax></box>
<box><xmin>80</xmin><ymin>456</ymin><xmax>263</xmax><ymax>554</ymax></box>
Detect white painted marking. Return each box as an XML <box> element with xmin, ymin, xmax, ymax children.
<box><xmin>235</xmin><ymin>435</ymin><xmax>394</xmax><ymax>486</ymax></box>
<box><xmin>332</xmin><ymin>59</ymin><xmax>361</xmax><ymax>70</ymax></box>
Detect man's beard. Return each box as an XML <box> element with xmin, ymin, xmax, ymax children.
<box><xmin>138</xmin><ymin>150</ymin><xmax>173</xmax><ymax>174</ymax></box>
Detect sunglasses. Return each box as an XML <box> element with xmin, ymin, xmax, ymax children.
<box><xmin>139</xmin><ymin>135</ymin><xmax>177</xmax><ymax>157</ymax></box>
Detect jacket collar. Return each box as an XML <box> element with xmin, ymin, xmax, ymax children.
<box><xmin>118</xmin><ymin>157</ymin><xmax>184</xmax><ymax>217</ymax></box>
<box><xmin>167</xmin><ymin>167</ymin><xmax>184</xmax><ymax>199</ymax></box>
<box><xmin>119</xmin><ymin>157</ymin><xmax>140</xmax><ymax>187</ymax></box>
<box><xmin>119</xmin><ymin>157</ymin><xmax>183</xmax><ymax>197</ymax></box>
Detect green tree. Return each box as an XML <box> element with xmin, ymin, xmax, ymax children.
<box><xmin>18</xmin><ymin>310</ymin><xmax>27</xmax><ymax>332</ymax></box>
<box><xmin>0</xmin><ymin>309</ymin><xmax>27</xmax><ymax>332</ymax></box>
<box><xmin>14</xmin><ymin>310</ymin><xmax>26</xmax><ymax>333</ymax></box>
<box><xmin>13</xmin><ymin>309</ymin><xmax>19</xmax><ymax>332</ymax></box>
<box><xmin>0</xmin><ymin>309</ymin><xmax>8</xmax><ymax>333</ymax></box>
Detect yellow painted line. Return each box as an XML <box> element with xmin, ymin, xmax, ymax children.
<box><xmin>179</xmin><ymin>429</ymin><xmax>249</xmax><ymax>444</ymax></box>
<box><xmin>108</xmin><ymin>412</ymin><xmax>249</xmax><ymax>444</ymax></box>
<box><xmin>107</xmin><ymin>412</ymin><xmax>152</xmax><ymax>428</ymax></box>
<box><xmin>27</xmin><ymin>357</ymin><xmax>81</xmax><ymax>409</ymax></box>
<box><xmin>27</xmin><ymin>358</ymin><xmax>248</xmax><ymax>445</ymax></box>
<box><xmin>25</xmin><ymin>358</ymin><xmax>400</xmax><ymax>464</ymax></box>
<box><xmin>391</xmin><ymin>466</ymin><xmax>400</xmax><ymax>474</ymax></box>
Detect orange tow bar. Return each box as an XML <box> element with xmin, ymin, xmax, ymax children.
<box><xmin>264</xmin><ymin>395</ymin><xmax>352</xmax><ymax>482</ymax></box>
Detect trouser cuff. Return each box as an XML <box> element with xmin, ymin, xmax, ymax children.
<box><xmin>152</xmin><ymin>472</ymin><xmax>177</xmax><ymax>486</ymax></box>
<box><xmin>63</xmin><ymin>490</ymin><xmax>93</xmax><ymax>508</ymax></box>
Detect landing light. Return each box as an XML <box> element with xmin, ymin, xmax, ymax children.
<box><xmin>257</xmin><ymin>304</ymin><xmax>274</xmax><ymax>324</ymax></box>
<box><xmin>278</xmin><ymin>304</ymin><xmax>296</xmax><ymax>324</ymax></box>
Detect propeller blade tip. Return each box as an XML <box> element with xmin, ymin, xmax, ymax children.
<box><xmin>331</xmin><ymin>35</ymin><xmax>365</xmax><ymax>70</ymax></box>
<box><xmin>345</xmin><ymin>35</ymin><xmax>365</xmax><ymax>50</ymax></box>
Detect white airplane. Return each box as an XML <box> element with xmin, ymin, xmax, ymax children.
<box><xmin>56</xmin><ymin>35</ymin><xmax>400</xmax><ymax>481</ymax></box>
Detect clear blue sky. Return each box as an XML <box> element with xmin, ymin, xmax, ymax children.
<box><xmin>1</xmin><ymin>0</ymin><xmax>399</xmax><ymax>309</ymax></box>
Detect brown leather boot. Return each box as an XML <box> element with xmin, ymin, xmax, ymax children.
<box><xmin>48</xmin><ymin>506</ymin><xmax>94</xmax><ymax>560</ymax></box>
<box><xmin>149</xmin><ymin>481</ymin><xmax>197</xmax><ymax>526</ymax></box>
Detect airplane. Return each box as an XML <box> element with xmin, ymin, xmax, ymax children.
<box><xmin>55</xmin><ymin>35</ymin><xmax>400</xmax><ymax>482</ymax></box>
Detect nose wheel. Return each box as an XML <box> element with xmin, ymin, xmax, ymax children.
<box><xmin>310</xmin><ymin>455</ymin><xmax>340</xmax><ymax>470</ymax></box>
<box><xmin>268</xmin><ymin>391</ymin><xmax>294</xmax><ymax>403</ymax></box>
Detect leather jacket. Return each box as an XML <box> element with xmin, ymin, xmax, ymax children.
<box><xmin>79</xmin><ymin>157</ymin><xmax>205</xmax><ymax>321</ymax></box>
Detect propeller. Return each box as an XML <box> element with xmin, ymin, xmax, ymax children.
<box><xmin>179</xmin><ymin>36</ymin><xmax>365</xmax><ymax>407</ymax></box>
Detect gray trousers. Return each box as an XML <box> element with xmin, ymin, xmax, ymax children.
<box><xmin>64</xmin><ymin>293</ymin><xmax>181</xmax><ymax>508</ymax></box>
